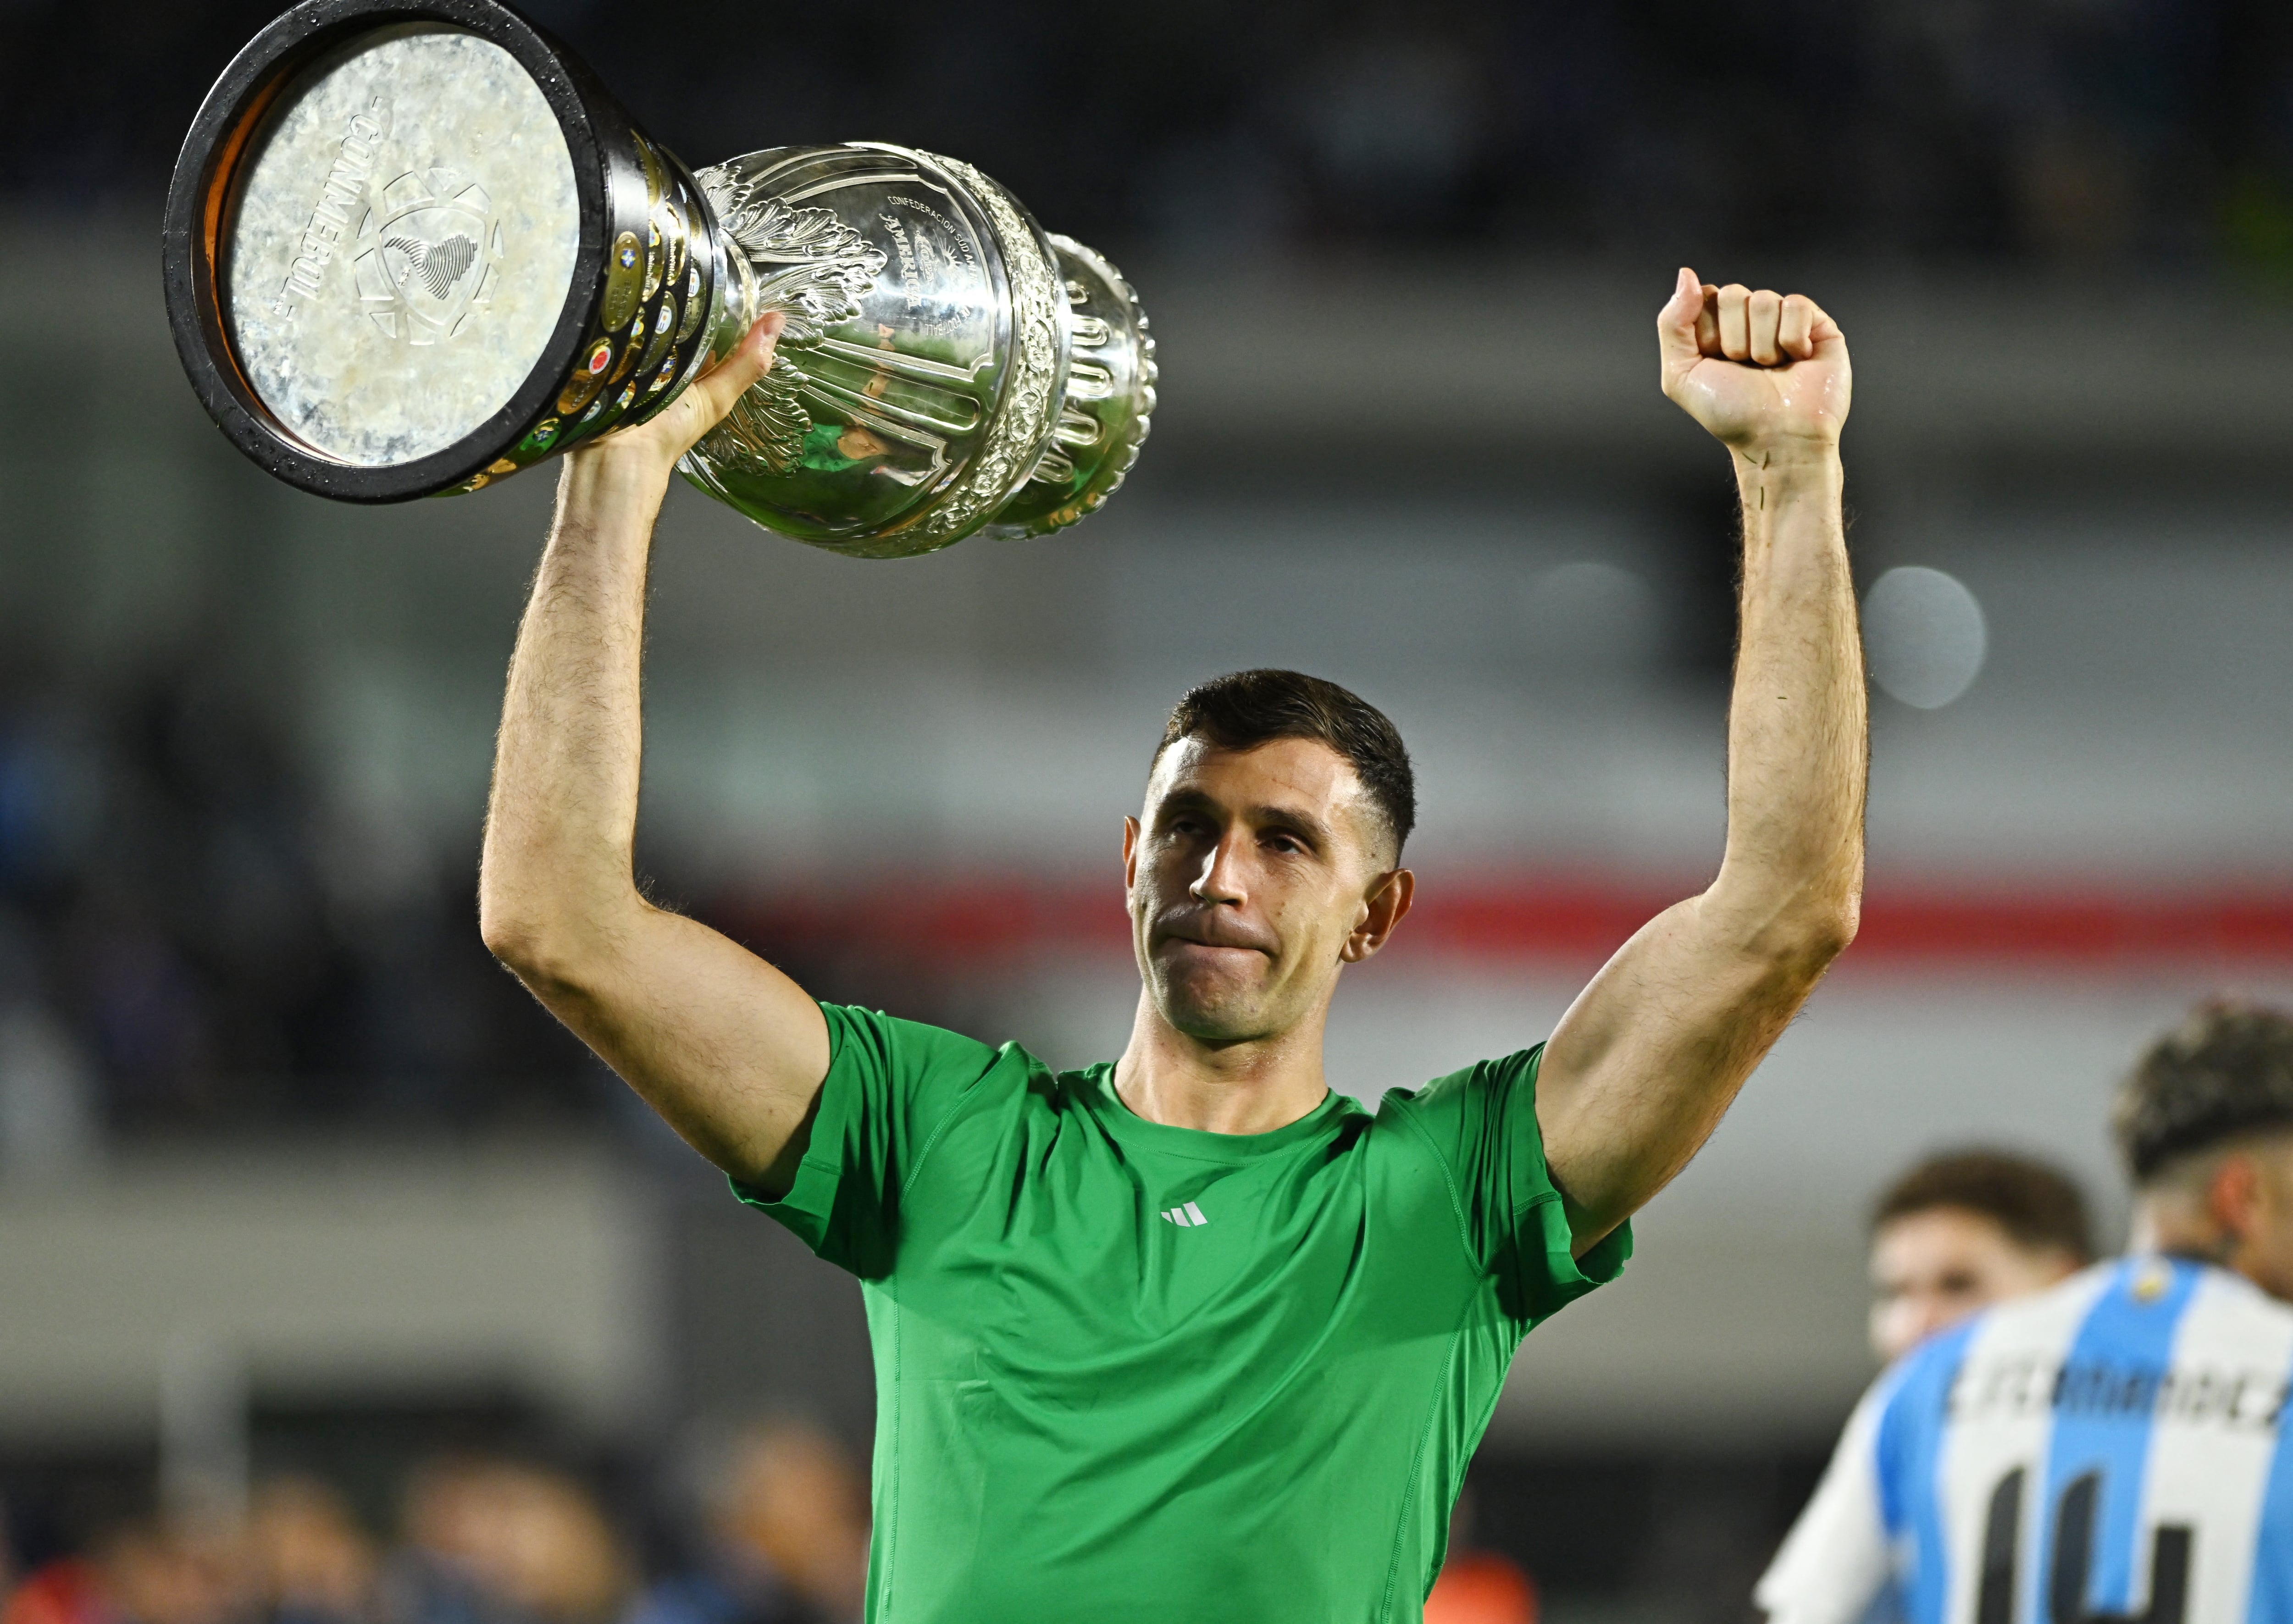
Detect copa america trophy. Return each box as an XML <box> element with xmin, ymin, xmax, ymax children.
<box><xmin>162</xmin><ymin>0</ymin><xmax>1155</xmax><ymax>558</ymax></box>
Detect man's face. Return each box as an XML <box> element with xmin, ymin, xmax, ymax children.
<box><xmin>1868</xmin><ymin>1206</ymin><xmax>2080</xmax><ymax>1364</ymax></box>
<box><xmin>1124</xmin><ymin>736</ymin><xmax>1408</xmax><ymax>1045</ymax></box>
<box><xmin>2207</xmin><ymin>1136</ymin><xmax>2293</xmax><ymax>1303</ymax></box>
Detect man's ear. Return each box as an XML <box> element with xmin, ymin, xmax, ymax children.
<box><xmin>2208</xmin><ymin>1154</ymin><xmax>2265</xmax><ymax>1245</ymax></box>
<box><xmin>1341</xmin><ymin>868</ymin><xmax>1416</xmax><ymax>964</ymax></box>
<box><xmin>1123</xmin><ymin>816</ymin><xmax>1140</xmax><ymax>889</ymax></box>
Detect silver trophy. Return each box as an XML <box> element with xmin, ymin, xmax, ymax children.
<box><xmin>163</xmin><ymin>0</ymin><xmax>1154</xmax><ymax>558</ymax></box>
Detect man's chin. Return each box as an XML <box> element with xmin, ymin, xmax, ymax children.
<box><xmin>1149</xmin><ymin>971</ymin><xmax>1277</xmax><ymax>1045</ymax></box>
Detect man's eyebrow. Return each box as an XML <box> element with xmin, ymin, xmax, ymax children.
<box><xmin>1247</xmin><ymin>804</ymin><xmax>1334</xmax><ymax>845</ymax></box>
<box><xmin>1154</xmin><ymin>790</ymin><xmax>1335</xmax><ymax>844</ymax></box>
<box><xmin>1154</xmin><ymin>787</ymin><xmax>1219</xmax><ymax>817</ymax></box>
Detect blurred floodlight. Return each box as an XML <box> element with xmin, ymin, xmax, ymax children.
<box><xmin>1524</xmin><ymin>560</ymin><xmax>1657</xmax><ymax>673</ymax></box>
<box><xmin>1863</xmin><ymin>566</ymin><xmax>1988</xmax><ymax>709</ymax></box>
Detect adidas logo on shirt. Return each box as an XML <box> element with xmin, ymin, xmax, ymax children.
<box><xmin>1159</xmin><ymin>1202</ymin><xmax>1209</xmax><ymax>1228</ymax></box>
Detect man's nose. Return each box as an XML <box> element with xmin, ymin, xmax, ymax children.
<box><xmin>1190</xmin><ymin>833</ymin><xmax>1248</xmax><ymax>903</ymax></box>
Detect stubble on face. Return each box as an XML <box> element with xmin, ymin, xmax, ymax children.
<box><xmin>1128</xmin><ymin>737</ymin><xmax>1392</xmax><ymax>1047</ymax></box>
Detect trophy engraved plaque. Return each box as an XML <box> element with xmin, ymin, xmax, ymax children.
<box><xmin>163</xmin><ymin>0</ymin><xmax>1155</xmax><ymax>558</ymax></box>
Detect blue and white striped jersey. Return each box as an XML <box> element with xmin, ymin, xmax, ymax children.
<box><xmin>1757</xmin><ymin>1258</ymin><xmax>2293</xmax><ymax>1624</ymax></box>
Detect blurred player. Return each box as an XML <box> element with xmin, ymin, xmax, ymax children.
<box><xmin>641</xmin><ymin>1419</ymin><xmax>868</xmax><ymax>1624</ymax></box>
<box><xmin>479</xmin><ymin>271</ymin><xmax>1866</xmax><ymax>1623</ymax></box>
<box><xmin>1757</xmin><ymin>1000</ymin><xmax>2293</xmax><ymax>1624</ymax></box>
<box><xmin>1761</xmin><ymin>1150</ymin><xmax>2094</xmax><ymax>1619</ymax></box>
<box><xmin>1868</xmin><ymin>1150</ymin><xmax>2096</xmax><ymax>1363</ymax></box>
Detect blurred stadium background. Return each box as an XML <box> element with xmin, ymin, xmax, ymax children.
<box><xmin>6</xmin><ymin>0</ymin><xmax>2293</xmax><ymax>1619</ymax></box>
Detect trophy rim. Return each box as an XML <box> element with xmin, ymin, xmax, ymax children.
<box><xmin>161</xmin><ymin>0</ymin><xmax>614</xmax><ymax>504</ymax></box>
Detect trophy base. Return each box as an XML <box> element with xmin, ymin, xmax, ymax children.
<box><xmin>982</xmin><ymin>235</ymin><xmax>1156</xmax><ymax>541</ymax></box>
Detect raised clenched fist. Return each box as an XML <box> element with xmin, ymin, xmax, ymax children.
<box><xmin>1658</xmin><ymin>268</ymin><xmax>1850</xmax><ymax>457</ymax></box>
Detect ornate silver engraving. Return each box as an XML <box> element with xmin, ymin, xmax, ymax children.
<box><xmin>694</xmin><ymin>168</ymin><xmax>888</xmax><ymax>475</ymax></box>
<box><xmin>351</xmin><ymin>166</ymin><xmax>504</xmax><ymax>344</ymax></box>
<box><xmin>894</xmin><ymin>155</ymin><xmax>1061</xmax><ymax>549</ymax></box>
<box><xmin>986</xmin><ymin>235</ymin><xmax>1153</xmax><ymax>536</ymax></box>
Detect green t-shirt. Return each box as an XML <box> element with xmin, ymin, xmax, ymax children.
<box><xmin>737</xmin><ymin>1003</ymin><xmax>1631</xmax><ymax>1624</ymax></box>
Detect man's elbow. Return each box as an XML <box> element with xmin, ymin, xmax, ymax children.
<box><xmin>479</xmin><ymin>899</ymin><xmax>551</xmax><ymax>980</ymax></box>
<box><xmin>1714</xmin><ymin>876</ymin><xmax>1860</xmax><ymax>986</ymax></box>
<box><xmin>478</xmin><ymin>886</ymin><xmax>598</xmax><ymax>992</ymax></box>
<box><xmin>1773</xmin><ymin>890</ymin><xmax>1860</xmax><ymax>977</ymax></box>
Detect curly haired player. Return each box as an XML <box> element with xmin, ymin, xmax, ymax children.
<box><xmin>1760</xmin><ymin>1001</ymin><xmax>2293</xmax><ymax>1624</ymax></box>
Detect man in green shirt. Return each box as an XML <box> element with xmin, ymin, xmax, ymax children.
<box><xmin>478</xmin><ymin>269</ymin><xmax>1866</xmax><ymax>1622</ymax></box>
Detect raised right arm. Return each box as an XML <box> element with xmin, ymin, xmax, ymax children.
<box><xmin>478</xmin><ymin>316</ymin><xmax>828</xmax><ymax>1193</ymax></box>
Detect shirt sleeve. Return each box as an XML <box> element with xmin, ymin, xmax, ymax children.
<box><xmin>1755</xmin><ymin>1376</ymin><xmax>1900</xmax><ymax>1624</ymax></box>
<box><xmin>1390</xmin><ymin>1044</ymin><xmax>1631</xmax><ymax>1325</ymax></box>
<box><xmin>727</xmin><ymin>1001</ymin><xmax>1007</xmax><ymax>1276</ymax></box>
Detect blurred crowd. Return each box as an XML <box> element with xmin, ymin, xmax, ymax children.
<box><xmin>6</xmin><ymin>0</ymin><xmax>2291</xmax><ymax>272</ymax></box>
<box><xmin>0</xmin><ymin>1137</ymin><xmax>2112</xmax><ymax>1624</ymax></box>
<box><xmin>0</xmin><ymin>1425</ymin><xmax>870</xmax><ymax>1624</ymax></box>
<box><xmin>0</xmin><ymin>1437</ymin><xmax>1550</xmax><ymax>1624</ymax></box>
<box><xmin>0</xmin><ymin>662</ymin><xmax>595</xmax><ymax>1157</ymax></box>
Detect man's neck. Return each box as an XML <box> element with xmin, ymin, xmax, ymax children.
<box><xmin>1112</xmin><ymin>990</ymin><xmax>1332</xmax><ymax>1135</ymax></box>
<box><xmin>2132</xmin><ymin>1201</ymin><xmax>2239</xmax><ymax>1271</ymax></box>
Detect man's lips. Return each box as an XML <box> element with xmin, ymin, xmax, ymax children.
<box><xmin>1153</xmin><ymin>916</ymin><xmax>1277</xmax><ymax>958</ymax></box>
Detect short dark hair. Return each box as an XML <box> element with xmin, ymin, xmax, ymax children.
<box><xmin>1155</xmin><ymin>670</ymin><xmax>1416</xmax><ymax>856</ymax></box>
<box><xmin>2114</xmin><ymin>999</ymin><xmax>2293</xmax><ymax>1186</ymax></box>
<box><xmin>1871</xmin><ymin>1149</ymin><xmax>2095</xmax><ymax>1264</ymax></box>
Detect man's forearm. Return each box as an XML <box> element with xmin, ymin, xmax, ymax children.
<box><xmin>1710</xmin><ymin>444</ymin><xmax>1866</xmax><ymax>957</ymax></box>
<box><xmin>1535</xmin><ymin>447</ymin><xmax>1863</xmax><ymax>1242</ymax></box>
<box><xmin>472</xmin><ymin>319</ymin><xmax>830</xmax><ymax>1191</ymax></box>
<box><xmin>1534</xmin><ymin>277</ymin><xmax>1860</xmax><ymax>1245</ymax></box>
<box><xmin>479</xmin><ymin>448</ymin><xmax>673</xmax><ymax>967</ymax></box>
